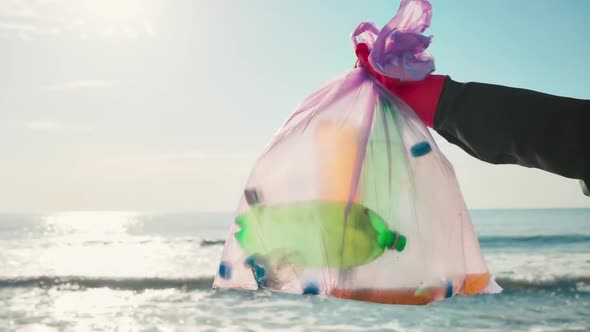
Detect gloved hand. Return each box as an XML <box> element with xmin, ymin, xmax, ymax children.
<box><xmin>355</xmin><ymin>43</ymin><xmax>446</xmax><ymax>128</ymax></box>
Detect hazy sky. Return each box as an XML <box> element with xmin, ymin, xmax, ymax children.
<box><xmin>1</xmin><ymin>0</ymin><xmax>589</xmax><ymax>212</ymax></box>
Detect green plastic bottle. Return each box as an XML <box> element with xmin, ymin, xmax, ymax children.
<box><xmin>234</xmin><ymin>201</ymin><xmax>406</xmax><ymax>269</ymax></box>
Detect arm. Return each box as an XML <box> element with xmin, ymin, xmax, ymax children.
<box><xmin>434</xmin><ymin>78</ymin><xmax>590</xmax><ymax>184</ymax></box>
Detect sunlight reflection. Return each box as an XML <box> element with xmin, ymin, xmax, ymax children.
<box><xmin>49</xmin><ymin>289</ymin><xmax>141</xmax><ymax>331</ymax></box>
<box><xmin>1</xmin><ymin>211</ymin><xmax>222</xmax><ymax>279</ymax></box>
<box><xmin>43</xmin><ymin>211</ymin><xmax>140</xmax><ymax>236</ymax></box>
<box><xmin>37</xmin><ymin>212</ymin><xmax>160</xmax><ymax>277</ymax></box>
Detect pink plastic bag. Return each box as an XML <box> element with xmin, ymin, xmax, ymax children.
<box><xmin>213</xmin><ymin>0</ymin><xmax>500</xmax><ymax>305</ymax></box>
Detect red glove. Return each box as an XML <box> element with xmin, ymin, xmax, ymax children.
<box><xmin>355</xmin><ymin>43</ymin><xmax>446</xmax><ymax>128</ymax></box>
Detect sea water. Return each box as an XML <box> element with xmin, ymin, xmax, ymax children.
<box><xmin>0</xmin><ymin>209</ymin><xmax>588</xmax><ymax>331</ymax></box>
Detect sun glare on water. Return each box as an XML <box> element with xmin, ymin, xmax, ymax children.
<box><xmin>37</xmin><ymin>211</ymin><xmax>155</xmax><ymax>277</ymax></box>
<box><xmin>44</xmin><ymin>211</ymin><xmax>140</xmax><ymax>235</ymax></box>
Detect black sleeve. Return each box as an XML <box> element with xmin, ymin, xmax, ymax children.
<box><xmin>433</xmin><ymin>77</ymin><xmax>590</xmax><ymax>184</ymax></box>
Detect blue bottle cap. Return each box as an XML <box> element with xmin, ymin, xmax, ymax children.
<box><xmin>411</xmin><ymin>141</ymin><xmax>432</xmax><ymax>158</ymax></box>
<box><xmin>445</xmin><ymin>280</ymin><xmax>453</xmax><ymax>298</ymax></box>
<box><xmin>244</xmin><ymin>256</ymin><xmax>256</xmax><ymax>267</ymax></box>
<box><xmin>244</xmin><ymin>255</ymin><xmax>266</xmax><ymax>287</ymax></box>
<box><xmin>218</xmin><ymin>262</ymin><xmax>231</xmax><ymax>280</ymax></box>
<box><xmin>302</xmin><ymin>282</ymin><xmax>319</xmax><ymax>295</ymax></box>
<box><xmin>254</xmin><ymin>266</ymin><xmax>266</xmax><ymax>279</ymax></box>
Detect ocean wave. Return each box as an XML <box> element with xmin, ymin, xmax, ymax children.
<box><xmin>200</xmin><ymin>239</ymin><xmax>226</xmax><ymax>247</ymax></box>
<box><xmin>479</xmin><ymin>234</ymin><xmax>590</xmax><ymax>248</ymax></box>
<box><xmin>196</xmin><ymin>234</ymin><xmax>590</xmax><ymax>249</ymax></box>
<box><xmin>68</xmin><ymin>239</ymin><xmax>224</xmax><ymax>247</ymax></box>
<box><xmin>0</xmin><ymin>276</ymin><xmax>214</xmax><ymax>291</ymax></box>
<box><xmin>33</xmin><ymin>238</ymin><xmax>222</xmax><ymax>247</ymax></box>
<box><xmin>1</xmin><ymin>276</ymin><xmax>588</xmax><ymax>294</ymax></box>
<box><xmin>494</xmin><ymin>276</ymin><xmax>590</xmax><ymax>293</ymax></box>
